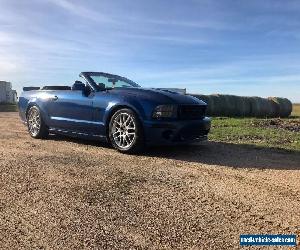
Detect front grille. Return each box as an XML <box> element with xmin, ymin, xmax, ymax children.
<box><xmin>178</xmin><ymin>105</ymin><xmax>206</xmax><ymax>120</ymax></box>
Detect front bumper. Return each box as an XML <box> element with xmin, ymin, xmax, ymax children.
<box><xmin>143</xmin><ymin>117</ymin><xmax>211</xmax><ymax>145</ymax></box>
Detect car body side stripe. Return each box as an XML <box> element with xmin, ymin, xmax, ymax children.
<box><xmin>51</xmin><ymin>116</ymin><xmax>104</xmax><ymax>125</ymax></box>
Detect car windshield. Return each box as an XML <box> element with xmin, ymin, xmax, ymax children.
<box><xmin>88</xmin><ymin>73</ymin><xmax>140</xmax><ymax>90</ymax></box>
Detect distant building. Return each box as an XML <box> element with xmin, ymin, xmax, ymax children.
<box><xmin>0</xmin><ymin>81</ymin><xmax>17</xmax><ymax>103</ymax></box>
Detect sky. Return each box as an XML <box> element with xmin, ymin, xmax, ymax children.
<box><xmin>0</xmin><ymin>0</ymin><xmax>300</xmax><ymax>102</ymax></box>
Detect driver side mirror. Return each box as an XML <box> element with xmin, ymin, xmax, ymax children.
<box><xmin>83</xmin><ymin>85</ymin><xmax>92</xmax><ymax>96</ymax></box>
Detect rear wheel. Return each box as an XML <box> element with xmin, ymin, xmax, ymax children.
<box><xmin>27</xmin><ymin>106</ymin><xmax>49</xmax><ymax>139</ymax></box>
<box><xmin>109</xmin><ymin>108</ymin><xmax>144</xmax><ymax>153</ymax></box>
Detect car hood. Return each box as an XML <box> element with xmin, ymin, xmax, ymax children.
<box><xmin>103</xmin><ymin>87</ymin><xmax>206</xmax><ymax>105</ymax></box>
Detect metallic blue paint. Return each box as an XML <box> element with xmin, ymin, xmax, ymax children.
<box><xmin>18</xmin><ymin>72</ymin><xmax>211</xmax><ymax>145</ymax></box>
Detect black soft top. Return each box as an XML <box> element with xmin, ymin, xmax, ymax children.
<box><xmin>41</xmin><ymin>86</ymin><xmax>71</xmax><ymax>90</ymax></box>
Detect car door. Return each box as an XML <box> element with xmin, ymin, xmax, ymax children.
<box><xmin>45</xmin><ymin>89</ymin><xmax>95</xmax><ymax>134</ymax></box>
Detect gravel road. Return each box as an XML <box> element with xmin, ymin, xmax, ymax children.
<box><xmin>0</xmin><ymin>112</ymin><xmax>299</xmax><ymax>249</ymax></box>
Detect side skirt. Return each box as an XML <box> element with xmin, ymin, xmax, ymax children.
<box><xmin>49</xmin><ymin>128</ymin><xmax>108</xmax><ymax>142</ymax></box>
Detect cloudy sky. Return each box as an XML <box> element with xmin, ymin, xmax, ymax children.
<box><xmin>0</xmin><ymin>0</ymin><xmax>300</xmax><ymax>102</ymax></box>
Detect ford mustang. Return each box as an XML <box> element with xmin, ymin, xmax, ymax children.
<box><xmin>18</xmin><ymin>72</ymin><xmax>211</xmax><ymax>153</ymax></box>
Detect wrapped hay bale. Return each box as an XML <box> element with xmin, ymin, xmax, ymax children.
<box><xmin>203</xmin><ymin>95</ymin><xmax>214</xmax><ymax>115</ymax></box>
<box><xmin>193</xmin><ymin>94</ymin><xmax>220</xmax><ymax>116</ymax></box>
<box><xmin>249</xmin><ymin>97</ymin><xmax>258</xmax><ymax>117</ymax></box>
<box><xmin>213</xmin><ymin>95</ymin><xmax>252</xmax><ymax>117</ymax></box>
<box><xmin>239</xmin><ymin>96</ymin><xmax>252</xmax><ymax>117</ymax></box>
<box><xmin>267</xmin><ymin>98</ymin><xmax>280</xmax><ymax>117</ymax></box>
<box><xmin>266</xmin><ymin>98</ymin><xmax>279</xmax><ymax>117</ymax></box>
<box><xmin>209</xmin><ymin>94</ymin><xmax>227</xmax><ymax>116</ymax></box>
<box><xmin>249</xmin><ymin>97</ymin><xmax>267</xmax><ymax>117</ymax></box>
<box><xmin>189</xmin><ymin>93</ymin><xmax>292</xmax><ymax>118</ymax></box>
<box><xmin>249</xmin><ymin>97</ymin><xmax>278</xmax><ymax>117</ymax></box>
<box><xmin>223</xmin><ymin>95</ymin><xmax>238</xmax><ymax>116</ymax></box>
<box><xmin>227</xmin><ymin>95</ymin><xmax>252</xmax><ymax>117</ymax></box>
<box><xmin>191</xmin><ymin>94</ymin><xmax>252</xmax><ymax>117</ymax></box>
<box><xmin>268</xmin><ymin>97</ymin><xmax>292</xmax><ymax>117</ymax></box>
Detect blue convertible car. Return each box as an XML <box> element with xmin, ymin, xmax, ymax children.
<box><xmin>18</xmin><ymin>72</ymin><xmax>211</xmax><ymax>153</ymax></box>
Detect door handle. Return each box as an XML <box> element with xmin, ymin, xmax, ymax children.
<box><xmin>50</xmin><ymin>95</ymin><xmax>58</xmax><ymax>101</ymax></box>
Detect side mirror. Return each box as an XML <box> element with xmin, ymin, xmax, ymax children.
<box><xmin>83</xmin><ymin>85</ymin><xmax>91</xmax><ymax>96</ymax></box>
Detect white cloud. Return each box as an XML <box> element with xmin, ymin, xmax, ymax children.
<box><xmin>46</xmin><ymin>0</ymin><xmax>118</xmax><ymax>24</ymax></box>
<box><xmin>145</xmin><ymin>19</ymin><xmax>234</xmax><ymax>30</ymax></box>
<box><xmin>0</xmin><ymin>61</ymin><xmax>18</xmax><ymax>73</ymax></box>
<box><xmin>123</xmin><ymin>33</ymin><xmax>210</xmax><ymax>45</ymax></box>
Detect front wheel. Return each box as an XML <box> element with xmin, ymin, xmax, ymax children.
<box><xmin>27</xmin><ymin>106</ymin><xmax>49</xmax><ymax>139</ymax></box>
<box><xmin>109</xmin><ymin>108</ymin><xmax>144</xmax><ymax>153</ymax></box>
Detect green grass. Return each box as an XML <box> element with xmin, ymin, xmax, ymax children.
<box><xmin>209</xmin><ymin>117</ymin><xmax>300</xmax><ymax>152</ymax></box>
<box><xmin>209</xmin><ymin>104</ymin><xmax>300</xmax><ymax>152</ymax></box>
<box><xmin>0</xmin><ymin>103</ymin><xmax>18</xmax><ymax>112</ymax></box>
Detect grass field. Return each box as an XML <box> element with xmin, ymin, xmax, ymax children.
<box><xmin>209</xmin><ymin>104</ymin><xmax>300</xmax><ymax>152</ymax></box>
<box><xmin>210</xmin><ymin>117</ymin><xmax>300</xmax><ymax>152</ymax></box>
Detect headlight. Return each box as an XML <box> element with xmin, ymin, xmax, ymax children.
<box><xmin>152</xmin><ymin>105</ymin><xmax>176</xmax><ymax>119</ymax></box>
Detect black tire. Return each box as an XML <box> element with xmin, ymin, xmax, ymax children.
<box><xmin>26</xmin><ymin>106</ymin><xmax>49</xmax><ymax>139</ymax></box>
<box><xmin>108</xmin><ymin>108</ymin><xmax>144</xmax><ymax>153</ymax></box>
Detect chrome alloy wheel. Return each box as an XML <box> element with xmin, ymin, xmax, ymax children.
<box><xmin>28</xmin><ymin>108</ymin><xmax>41</xmax><ymax>137</ymax></box>
<box><xmin>111</xmin><ymin>112</ymin><xmax>136</xmax><ymax>149</ymax></box>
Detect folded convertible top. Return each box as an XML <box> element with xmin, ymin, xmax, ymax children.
<box><xmin>42</xmin><ymin>86</ymin><xmax>71</xmax><ymax>90</ymax></box>
<box><xmin>23</xmin><ymin>86</ymin><xmax>72</xmax><ymax>91</ymax></box>
<box><xmin>23</xmin><ymin>87</ymin><xmax>40</xmax><ymax>91</ymax></box>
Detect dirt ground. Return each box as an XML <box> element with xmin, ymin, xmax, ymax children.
<box><xmin>253</xmin><ymin>118</ymin><xmax>300</xmax><ymax>133</ymax></box>
<box><xmin>0</xmin><ymin>112</ymin><xmax>299</xmax><ymax>249</ymax></box>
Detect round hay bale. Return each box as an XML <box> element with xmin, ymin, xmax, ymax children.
<box><xmin>209</xmin><ymin>94</ymin><xmax>227</xmax><ymax>116</ymax></box>
<box><xmin>249</xmin><ymin>97</ymin><xmax>266</xmax><ymax>117</ymax></box>
<box><xmin>267</xmin><ymin>97</ymin><xmax>280</xmax><ymax>117</ymax></box>
<box><xmin>223</xmin><ymin>95</ymin><xmax>238</xmax><ymax>116</ymax></box>
<box><xmin>233</xmin><ymin>95</ymin><xmax>251</xmax><ymax>117</ymax></box>
<box><xmin>249</xmin><ymin>97</ymin><xmax>277</xmax><ymax>117</ymax></box>
<box><xmin>202</xmin><ymin>94</ymin><xmax>252</xmax><ymax>117</ymax></box>
<box><xmin>204</xmin><ymin>95</ymin><xmax>214</xmax><ymax>115</ymax></box>
<box><xmin>268</xmin><ymin>97</ymin><xmax>292</xmax><ymax>117</ymax></box>
<box><xmin>264</xmin><ymin>98</ymin><xmax>277</xmax><ymax>117</ymax></box>
<box><xmin>189</xmin><ymin>94</ymin><xmax>292</xmax><ymax>117</ymax></box>
<box><xmin>249</xmin><ymin>97</ymin><xmax>258</xmax><ymax>117</ymax></box>
<box><xmin>265</xmin><ymin>98</ymin><xmax>279</xmax><ymax>117</ymax></box>
<box><xmin>239</xmin><ymin>96</ymin><xmax>252</xmax><ymax>117</ymax></box>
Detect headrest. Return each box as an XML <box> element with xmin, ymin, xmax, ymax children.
<box><xmin>72</xmin><ymin>81</ymin><xmax>85</xmax><ymax>91</ymax></box>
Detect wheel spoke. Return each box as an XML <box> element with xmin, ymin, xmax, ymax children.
<box><xmin>124</xmin><ymin>116</ymin><xmax>130</xmax><ymax>125</ymax></box>
<box><xmin>116</xmin><ymin>120</ymin><xmax>122</xmax><ymax>127</ymax></box>
<box><xmin>124</xmin><ymin>135</ymin><xmax>129</xmax><ymax>145</ymax></box>
<box><xmin>121</xmin><ymin>114</ymin><xmax>125</xmax><ymax>124</ymax></box>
